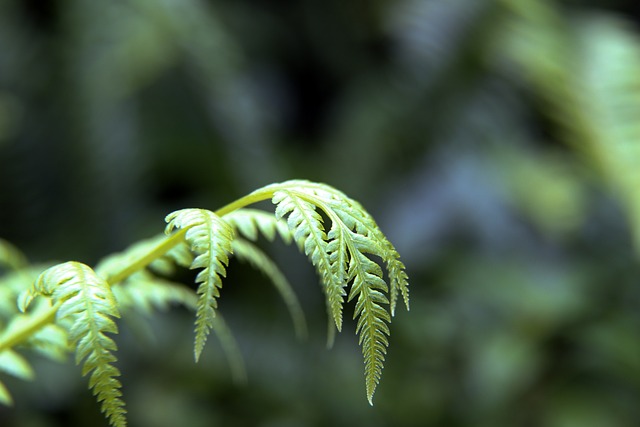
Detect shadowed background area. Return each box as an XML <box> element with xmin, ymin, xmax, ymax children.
<box><xmin>1</xmin><ymin>0</ymin><xmax>640</xmax><ymax>426</ymax></box>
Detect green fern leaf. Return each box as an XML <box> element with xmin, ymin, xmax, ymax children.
<box><xmin>386</xmin><ymin>248</ymin><xmax>410</xmax><ymax>316</ymax></box>
<box><xmin>232</xmin><ymin>238</ymin><xmax>307</xmax><ymax>339</ymax></box>
<box><xmin>273</xmin><ymin>190</ymin><xmax>348</xmax><ymax>333</ymax></box>
<box><xmin>26</xmin><ymin>262</ymin><xmax>126</xmax><ymax>427</ymax></box>
<box><xmin>503</xmin><ymin>2</ymin><xmax>640</xmax><ymax>251</ymax></box>
<box><xmin>266</xmin><ymin>180</ymin><xmax>409</xmax><ymax>403</ymax></box>
<box><xmin>347</xmin><ymin>251</ymin><xmax>391</xmax><ymax>404</ymax></box>
<box><xmin>319</xmin><ymin>184</ymin><xmax>410</xmax><ymax>316</ymax></box>
<box><xmin>165</xmin><ymin>208</ymin><xmax>235</xmax><ymax>361</ymax></box>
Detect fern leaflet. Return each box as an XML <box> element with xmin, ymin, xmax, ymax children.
<box><xmin>165</xmin><ymin>208</ymin><xmax>235</xmax><ymax>361</ymax></box>
<box><xmin>21</xmin><ymin>262</ymin><xmax>126</xmax><ymax>427</ymax></box>
<box><xmin>273</xmin><ymin>190</ymin><xmax>348</xmax><ymax>335</ymax></box>
<box><xmin>265</xmin><ymin>180</ymin><xmax>409</xmax><ymax>403</ymax></box>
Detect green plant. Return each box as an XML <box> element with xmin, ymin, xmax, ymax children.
<box><xmin>0</xmin><ymin>180</ymin><xmax>409</xmax><ymax>427</ymax></box>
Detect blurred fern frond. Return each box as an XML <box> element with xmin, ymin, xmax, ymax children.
<box><xmin>501</xmin><ymin>0</ymin><xmax>640</xmax><ymax>249</ymax></box>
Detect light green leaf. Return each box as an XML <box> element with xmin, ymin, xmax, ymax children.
<box><xmin>30</xmin><ymin>262</ymin><xmax>126</xmax><ymax>427</ymax></box>
<box><xmin>165</xmin><ymin>208</ymin><xmax>235</xmax><ymax>362</ymax></box>
<box><xmin>265</xmin><ymin>180</ymin><xmax>409</xmax><ymax>403</ymax></box>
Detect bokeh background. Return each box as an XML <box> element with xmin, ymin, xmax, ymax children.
<box><xmin>1</xmin><ymin>0</ymin><xmax>640</xmax><ymax>426</ymax></box>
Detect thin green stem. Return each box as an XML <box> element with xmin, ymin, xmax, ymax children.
<box><xmin>214</xmin><ymin>187</ymin><xmax>276</xmax><ymax>217</ymax></box>
<box><xmin>105</xmin><ymin>228</ymin><xmax>188</xmax><ymax>284</ymax></box>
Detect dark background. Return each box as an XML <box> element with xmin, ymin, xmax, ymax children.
<box><xmin>1</xmin><ymin>0</ymin><xmax>640</xmax><ymax>426</ymax></box>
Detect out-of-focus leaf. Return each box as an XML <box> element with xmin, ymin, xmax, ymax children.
<box><xmin>500</xmin><ymin>0</ymin><xmax>640</xmax><ymax>251</ymax></box>
<box><xmin>495</xmin><ymin>145</ymin><xmax>587</xmax><ymax>236</ymax></box>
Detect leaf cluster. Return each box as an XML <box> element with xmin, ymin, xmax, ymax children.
<box><xmin>0</xmin><ymin>180</ymin><xmax>409</xmax><ymax>426</ymax></box>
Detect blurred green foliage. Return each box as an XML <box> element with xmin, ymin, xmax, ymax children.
<box><xmin>1</xmin><ymin>0</ymin><xmax>640</xmax><ymax>426</ymax></box>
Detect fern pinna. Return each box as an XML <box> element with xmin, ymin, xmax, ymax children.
<box><xmin>0</xmin><ymin>180</ymin><xmax>409</xmax><ymax>426</ymax></box>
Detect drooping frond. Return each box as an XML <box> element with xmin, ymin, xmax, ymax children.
<box><xmin>165</xmin><ymin>209</ymin><xmax>235</xmax><ymax>361</ymax></box>
<box><xmin>272</xmin><ymin>189</ymin><xmax>348</xmax><ymax>334</ymax></box>
<box><xmin>223</xmin><ymin>208</ymin><xmax>293</xmax><ymax>244</ymax></box>
<box><xmin>21</xmin><ymin>262</ymin><xmax>126</xmax><ymax>427</ymax></box>
<box><xmin>231</xmin><ymin>238</ymin><xmax>307</xmax><ymax>339</ymax></box>
<box><xmin>309</xmin><ymin>182</ymin><xmax>410</xmax><ymax>316</ymax></box>
<box><xmin>347</xmin><ymin>250</ymin><xmax>391</xmax><ymax>404</ymax></box>
<box><xmin>261</xmin><ymin>179</ymin><xmax>409</xmax><ymax>403</ymax></box>
<box><xmin>502</xmin><ymin>1</ymin><xmax>640</xmax><ymax>251</ymax></box>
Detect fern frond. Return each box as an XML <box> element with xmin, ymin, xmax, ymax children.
<box><xmin>265</xmin><ymin>180</ymin><xmax>409</xmax><ymax>403</ymax></box>
<box><xmin>165</xmin><ymin>208</ymin><xmax>235</xmax><ymax>361</ymax></box>
<box><xmin>386</xmin><ymin>248</ymin><xmax>410</xmax><ymax>316</ymax></box>
<box><xmin>24</xmin><ymin>262</ymin><xmax>126</xmax><ymax>427</ymax></box>
<box><xmin>347</xmin><ymin>251</ymin><xmax>391</xmax><ymax>404</ymax></box>
<box><xmin>576</xmin><ymin>17</ymin><xmax>640</xmax><ymax>251</ymax></box>
<box><xmin>317</xmin><ymin>183</ymin><xmax>410</xmax><ymax>315</ymax></box>
<box><xmin>273</xmin><ymin>190</ymin><xmax>348</xmax><ymax>333</ymax></box>
<box><xmin>223</xmin><ymin>208</ymin><xmax>293</xmax><ymax>244</ymax></box>
<box><xmin>232</xmin><ymin>238</ymin><xmax>307</xmax><ymax>339</ymax></box>
<box><xmin>503</xmin><ymin>2</ymin><xmax>640</xmax><ymax>251</ymax></box>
